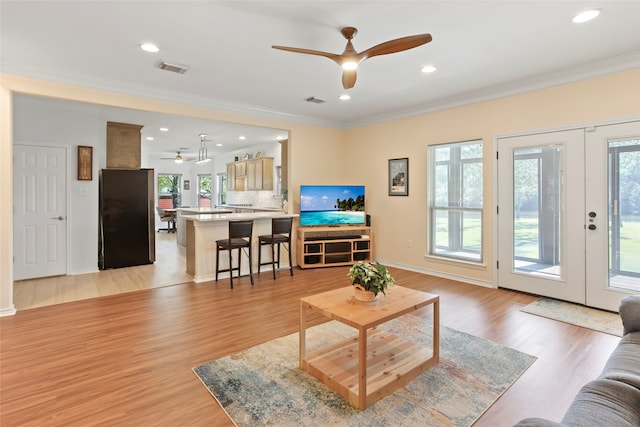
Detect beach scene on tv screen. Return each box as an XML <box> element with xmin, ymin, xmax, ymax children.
<box><xmin>300</xmin><ymin>185</ymin><xmax>365</xmax><ymax>225</ymax></box>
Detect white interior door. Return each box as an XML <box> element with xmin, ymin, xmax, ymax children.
<box><xmin>497</xmin><ymin>129</ymin><xmax>586</xmax><ymax>304</ymax></box>
<box><xmin>585</xmin><ymin>121</ymin><xmax>640</xmax><ymax>311</ymax></box>
<box><xmin>13</xmin><ymin>145</ymin><xmax>67</xmax><ymax>280</ymax></box>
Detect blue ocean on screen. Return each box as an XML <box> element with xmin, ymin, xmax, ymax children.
<box><xmin>300</xmin><ymin>210</ymin><xmax>365</xmax><ymax>226</ymax></box>
<box><xmin>300</xmin><ymin>185</ymin><xmax>365</xmax><ymax>226</ymax></box>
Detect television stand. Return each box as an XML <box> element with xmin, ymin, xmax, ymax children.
<box><xmin>296</xmin><ymin>226</ymin><xmax>372</xmax><ymax>269</ymax></box>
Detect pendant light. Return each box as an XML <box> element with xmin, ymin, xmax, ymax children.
<box><xmin>196</xmin><ymin>133</ymin><xmax>212</xmax><ymax>165</ymax></box>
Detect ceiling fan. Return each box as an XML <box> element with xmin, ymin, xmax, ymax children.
<box><xmin>161</xmin><ymin>151</ymin><xmax>194</xmax><ymax>163</ymax></box>
<box><xmin>272</xmin><ymin>27</ymin><xmax>432</xmax><ymax>89</ymax></box>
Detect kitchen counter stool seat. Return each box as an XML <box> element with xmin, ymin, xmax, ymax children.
<box><xmin>215</xmin><ymin>220</ymin><xmax>254</xmax><ymax>288</ymax></box>
<box><xmin>258</xmin><ymin>217</ymin><xmax>294</xmax><ymax>279</ymax></box>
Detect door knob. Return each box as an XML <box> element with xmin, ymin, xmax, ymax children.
<box><xmin>52</xmin><ymin>216</ymin><xmax>64</xmax><ymax>220</ymax></box>
<box><xmin>588</xmin><ymin>211</ymin><xmax>596</xmax><ymax>218</ymax></box>
<box><xmin>588</xmin><ymin>224</ymin><xmax>596</xmax><ymax>230</ymax></box>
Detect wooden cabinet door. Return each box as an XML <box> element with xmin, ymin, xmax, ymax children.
<box><xmin>226</xmin><ymin>163</ymin><xmax>236</xmax><ymax>191</ymax></box>
<box><xmin>246</xmin><ymin>160</ymin><xmax>260</xmax><ymax>190</ymax></box>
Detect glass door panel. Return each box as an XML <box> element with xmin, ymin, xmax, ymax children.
<box><xmin>608</xmin><ymin>139</ymin><xmax>640</xmax><ymax>292</ymax></box>
<box><xmin>513</xmin><ymin>146</ymin><xmax>562</xmax><ymax>278</ymax></box>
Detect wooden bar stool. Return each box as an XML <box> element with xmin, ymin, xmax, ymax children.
<box><xmin>215</xmin><ymin>220</ymin><xmax>254</xmax><ymax>288</ymax></box>
<box><xmin>258</xmin><ymin>217</ymin><xmax>294</xmax><ymax>279</ymax></box>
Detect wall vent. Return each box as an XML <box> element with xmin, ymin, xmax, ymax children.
<box><xmin>305</xmin><ymin>96</ymin><xmax>326</xmax><ymax>104</ymax></box>
<box><xmin>158</xmin><ymin>62</ymin><xmax>189</xmax><ymax>74</ymax></box>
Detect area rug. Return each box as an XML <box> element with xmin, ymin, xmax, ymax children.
<box><xmin>520</xmin><ymin>297</ymin><xmax>622</xmax><ymax>337</ymax></box>
<box><xmin>193</xmin><ymin>315</ymin><xmax>536</xmax><ymax>426</ymax></box>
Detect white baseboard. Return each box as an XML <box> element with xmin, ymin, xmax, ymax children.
<box><xmin>375</xmin><ymin>259</ymin><xmax>495</xmax><ymax>289</ymax></box>
<box><xmin>0</xmin><ymin>305</ymin><xmax>17</xmax><ymax>317</ymax></box>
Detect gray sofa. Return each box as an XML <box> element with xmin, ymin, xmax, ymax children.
<box><xmin>515</xmin><ymin>294</ymin><xmax>640</xmax><ymax>427</ymax></box>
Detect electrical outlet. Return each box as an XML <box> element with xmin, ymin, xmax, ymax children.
<box><xmin>406</xmin><ymin>239</ymin><xmax>412</xmax><ymax>248</ymax></box>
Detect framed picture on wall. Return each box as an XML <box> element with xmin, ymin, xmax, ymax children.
<box><xmin>77</xmin><ymin>145</ymin><xmax>93</xmax><ymax>180</ymax></box>
<box><xmin>388</xmin><ymin>157</ymin><xmax>408</xmax><ymax>196</ymax></box>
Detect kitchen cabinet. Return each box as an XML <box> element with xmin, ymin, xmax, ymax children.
<box><xmin>226</xmin><ymin>163</ymin><xmax>236</xmax><ymax>191</ymax></box>
<box><xmin>226</xmin><ymin>158</ymin><xmax>273</xmax><ymax>191</ymax></box>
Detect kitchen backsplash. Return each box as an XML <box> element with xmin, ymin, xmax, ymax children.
<box><xmin>225</xmin><ymin>191</ymin><xmax>282</xmax><ymax>209</ymax></box>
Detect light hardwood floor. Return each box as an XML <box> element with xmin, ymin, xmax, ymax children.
<box><xmin>13</xmin><ymin>231</ymin><xmax>192</xmax><ymax>310</ymax></box>
<box><xmin>1</xmin><ymin>247</ymin><xmax>621</xmax><ymax>426</ymax></box>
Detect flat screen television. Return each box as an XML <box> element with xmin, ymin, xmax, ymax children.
<box><xmin>299</xmin><ymin>185</ymin><xmax>365</xmax><ymax>226</ymax></box>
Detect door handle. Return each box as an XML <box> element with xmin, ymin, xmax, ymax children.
<box><xmin>52</xmin><ymin>216</ymin><xmax>65</xmax><ymax>221</ymax></box>
<box><xmin>588</xmin><ymin>224</ymin><xmax>596</xmax><ymax>230</ymax></box>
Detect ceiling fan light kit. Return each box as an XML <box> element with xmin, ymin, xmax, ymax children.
<box><xmin>272</xmin><ymin>26</ymin><xmax>432</xmax><ymax>89</ymax></box>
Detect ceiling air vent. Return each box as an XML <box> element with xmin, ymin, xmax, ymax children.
<box><xmin>305</xmin><ymin>96</ymin><xmax>326</xmax><ymax>104</ymax></box>
<box><xmin>158</xmin><ymin>62</ymin><xmax>189</xmax><ymax>74</ymax></box>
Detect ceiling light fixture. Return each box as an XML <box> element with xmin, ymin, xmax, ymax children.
<box><xmin>146</xmin><ymin>136</ymin><xmax>154</xmax><ymax>141</ymax></box>
<box><xmin>140</xmin><ymin>43</ymin><xmax>159</xmax><ymax>53</ymax></box>
<box><xmin>159</xmin><ymin>127</ymin><xmax>169</xmax><ymax>132</ymax></box>
<box><xmin>174</xmin><ymin>153</ymin><xmax>184</xmax><ymax>164</ymax></box>
<box><xmin>196</xmin><ymin>133</ymin><xmax>212</xmax><ymax>165</ymax></box>
<box><xmin>421</xmin><ymin>65</ymin><xmax>437</xmax><ymax>73</ymax></box>
<box><xmin>339</xmin><ymin>94</ymin><xmax>351</xmax><ymax>100</ymax></box>
<box><xmin>238</xmin><ymin>136</ymin><xmax>246</xmax><ymax>140</ymax></box>
<box><xmin>573</xmin><ymin>9</ymin><xmax>601</xmax><ymax>23</ymax></box>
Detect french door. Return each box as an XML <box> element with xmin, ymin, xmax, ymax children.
<box><xmin>497</xmin><ymin>121</ymin><xmax>640</xmax><ymax>312</ymax></box>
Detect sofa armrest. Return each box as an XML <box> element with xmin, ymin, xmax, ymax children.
<box><xmin>619</xmin><ymin>295</ymin><xmax>640</xmax><ymax>336</ymax></box>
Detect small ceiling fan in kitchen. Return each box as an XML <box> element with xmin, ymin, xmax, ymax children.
<box><xmin>161</xmin><ymin>151</ymin><xmax>195</xmax><ymax>164</ymax></box>
<box><xmin>272</xmin><ymin>26</ymin><xmax>432</xmax><ymax>89</ymax></box>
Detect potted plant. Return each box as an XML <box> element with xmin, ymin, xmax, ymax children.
<box><xmin>347</xmin><ymin>261</ymin><xmax>395</xmax><ymax>301</ymax></box>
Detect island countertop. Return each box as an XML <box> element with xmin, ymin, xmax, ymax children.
<box><xmin>184</xmin><ymin>212</ymin><xmax>298</xmax><ymax>282</ymax></box>
<box><xmin>185</xmin><ymin>211</ymin><xmax>295</xmax><ymax>223</ymax></box>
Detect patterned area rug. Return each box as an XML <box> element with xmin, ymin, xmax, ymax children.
<box><xmin>520</xmin><ymin>297</ymin><xmax>622</xmax><ymax>337</ymax></box>
<box><xmin>193</xmin><ymin>315</ymin><xmax>536</xmax><ymax>426</ymax></box>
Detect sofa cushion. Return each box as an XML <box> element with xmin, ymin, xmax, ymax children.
<box><xmin>560</xmin><ymin>378</ymin><xmax>640</xmax><ymax>427</ymax></box>
<box><xmin>513</xmin><ymin>418</ymin><xmax>564</xmax><ymax>426</ymax></box>
<box><xmin>599</xmin><ymin>331</ymin><xmax>640</xmax><ymax>389</ymax></box>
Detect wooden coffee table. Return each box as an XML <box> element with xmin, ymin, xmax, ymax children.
<box><xmin>299</xmin><ymin>285</ymin><xmax>439</xmax><ymax>410</ymax></box>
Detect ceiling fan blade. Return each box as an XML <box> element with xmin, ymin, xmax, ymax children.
<box><xmin>360</xmin><ymin>34</ymin><xmax>432</xmax><ymax>60</ymax></box>
<box><xmin>272</xmin><ymin>45</ymin><xmax>341</xmax><ymax>64</ymax></box>
<box><xmin>342</xmin><ymin>69</ymin><xmax>357</xmax><ymax>89</ymax></box>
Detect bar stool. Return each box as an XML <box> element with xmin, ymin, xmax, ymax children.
<box><xmin>215</xmin><ymin>220</ymin><xmax>254</xmax><ymax>288</ymax></box>
<box><xmin>258</xmin><ymin>217</ymin><xmax>294</xmax><ymax>279</ymax></box>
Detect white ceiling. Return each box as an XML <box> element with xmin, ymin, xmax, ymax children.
<box><xmin>2</xmin><ymin>1</ymin><xmax>640</xmax><ymax>156</ymax></box>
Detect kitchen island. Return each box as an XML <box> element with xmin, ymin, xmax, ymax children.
<box><xmin>175</xmin><ymin>207</ymin><xmax>234</xmax><ymax>246</ymax></box>
<box><xmin>184</xmin><ymin>212</ymin><xmax>298</xmax><ymax>283</ymax></box>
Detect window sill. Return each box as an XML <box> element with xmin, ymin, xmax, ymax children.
<box><xmin>424</xmin><ymin>254</ymin><xmax>487</xmax><ymax>270</ymax></box>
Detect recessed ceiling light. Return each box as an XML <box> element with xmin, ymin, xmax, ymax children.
<box><xmin>216</xmin><ymin>143</ymin><xmax>223</xmax><ymax>147</ymax></box>
<box><xmin>339</xmin><ymin>94</ymin><xmax>351</xmax><ymax>101</ymax></box>
<box><xmin>239</xmin><ymin>136</ymin><xmax>246</xmax><ymax>140</ymax></box>
<box><xmin>146</xmin><ymin>136</ymin><xmax>154</xmax><ymax>141</ymax></box>
<box><xmin>573</xmin><ymin>9</ymin><xmax>601</xmax><ymax>23</ymax></box>
<box><xmin>159</xmin><ymin>127</ymin><xmax>169</xmax><ymax>132</ymax></box>
<box><xmin>421</xmin><ymin>65</ymin><xmax>437</xmax><ymax>73</ymax></box>
<box><xmin>140</xmin><ymin>43</ymin><xmax>159</xmax><ymax>53</ymax></box>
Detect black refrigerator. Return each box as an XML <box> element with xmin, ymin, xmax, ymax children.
<box><xmin>99</xmin><ymin>169</ymin><xmax>156</xmax><ymax>269</ymax></box>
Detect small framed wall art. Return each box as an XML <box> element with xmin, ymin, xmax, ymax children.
<box><xmin>388</xmin><ymin>157</ymin><xmax>409</xmax><ymax>196</ymax></box>
<box><xmin>77</xmin><ymin>145</ymin><xmax>93</xmax><ymax>181</ymax></box>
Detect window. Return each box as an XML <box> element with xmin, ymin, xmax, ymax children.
<box><xmin>157</xmin><ymin>174</ymin><xmax>182</xmax><ymax>208</ymax></box>
<box><xmin>217</xmin><ymin>173</ymin><xmax>227</xmax><ymax>206</ymax></box>
<box><xmin>428</xmin><ymin>140</ymin><xmax>483</xmax><ymax>262</ymax></box>
<box><xmin>197</xmin><ymin>174</ymin><xmax>212</xmax><ymax>207</ymax></box>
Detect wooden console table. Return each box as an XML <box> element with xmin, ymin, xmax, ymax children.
<box><xmin>299</xmin><ymin>286</ymin><xmax>439</xmax><ymax>410</ymax></box>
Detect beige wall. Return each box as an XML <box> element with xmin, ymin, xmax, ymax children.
<box><xmin>345</xmin><ymin>69</ymin><xmax>640</xmax><ymax>285</ymax></box>
<box><xmin>1</xmin><ymin>69</ymin><xmax>639</xmax><ymax>314</ymax></box>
